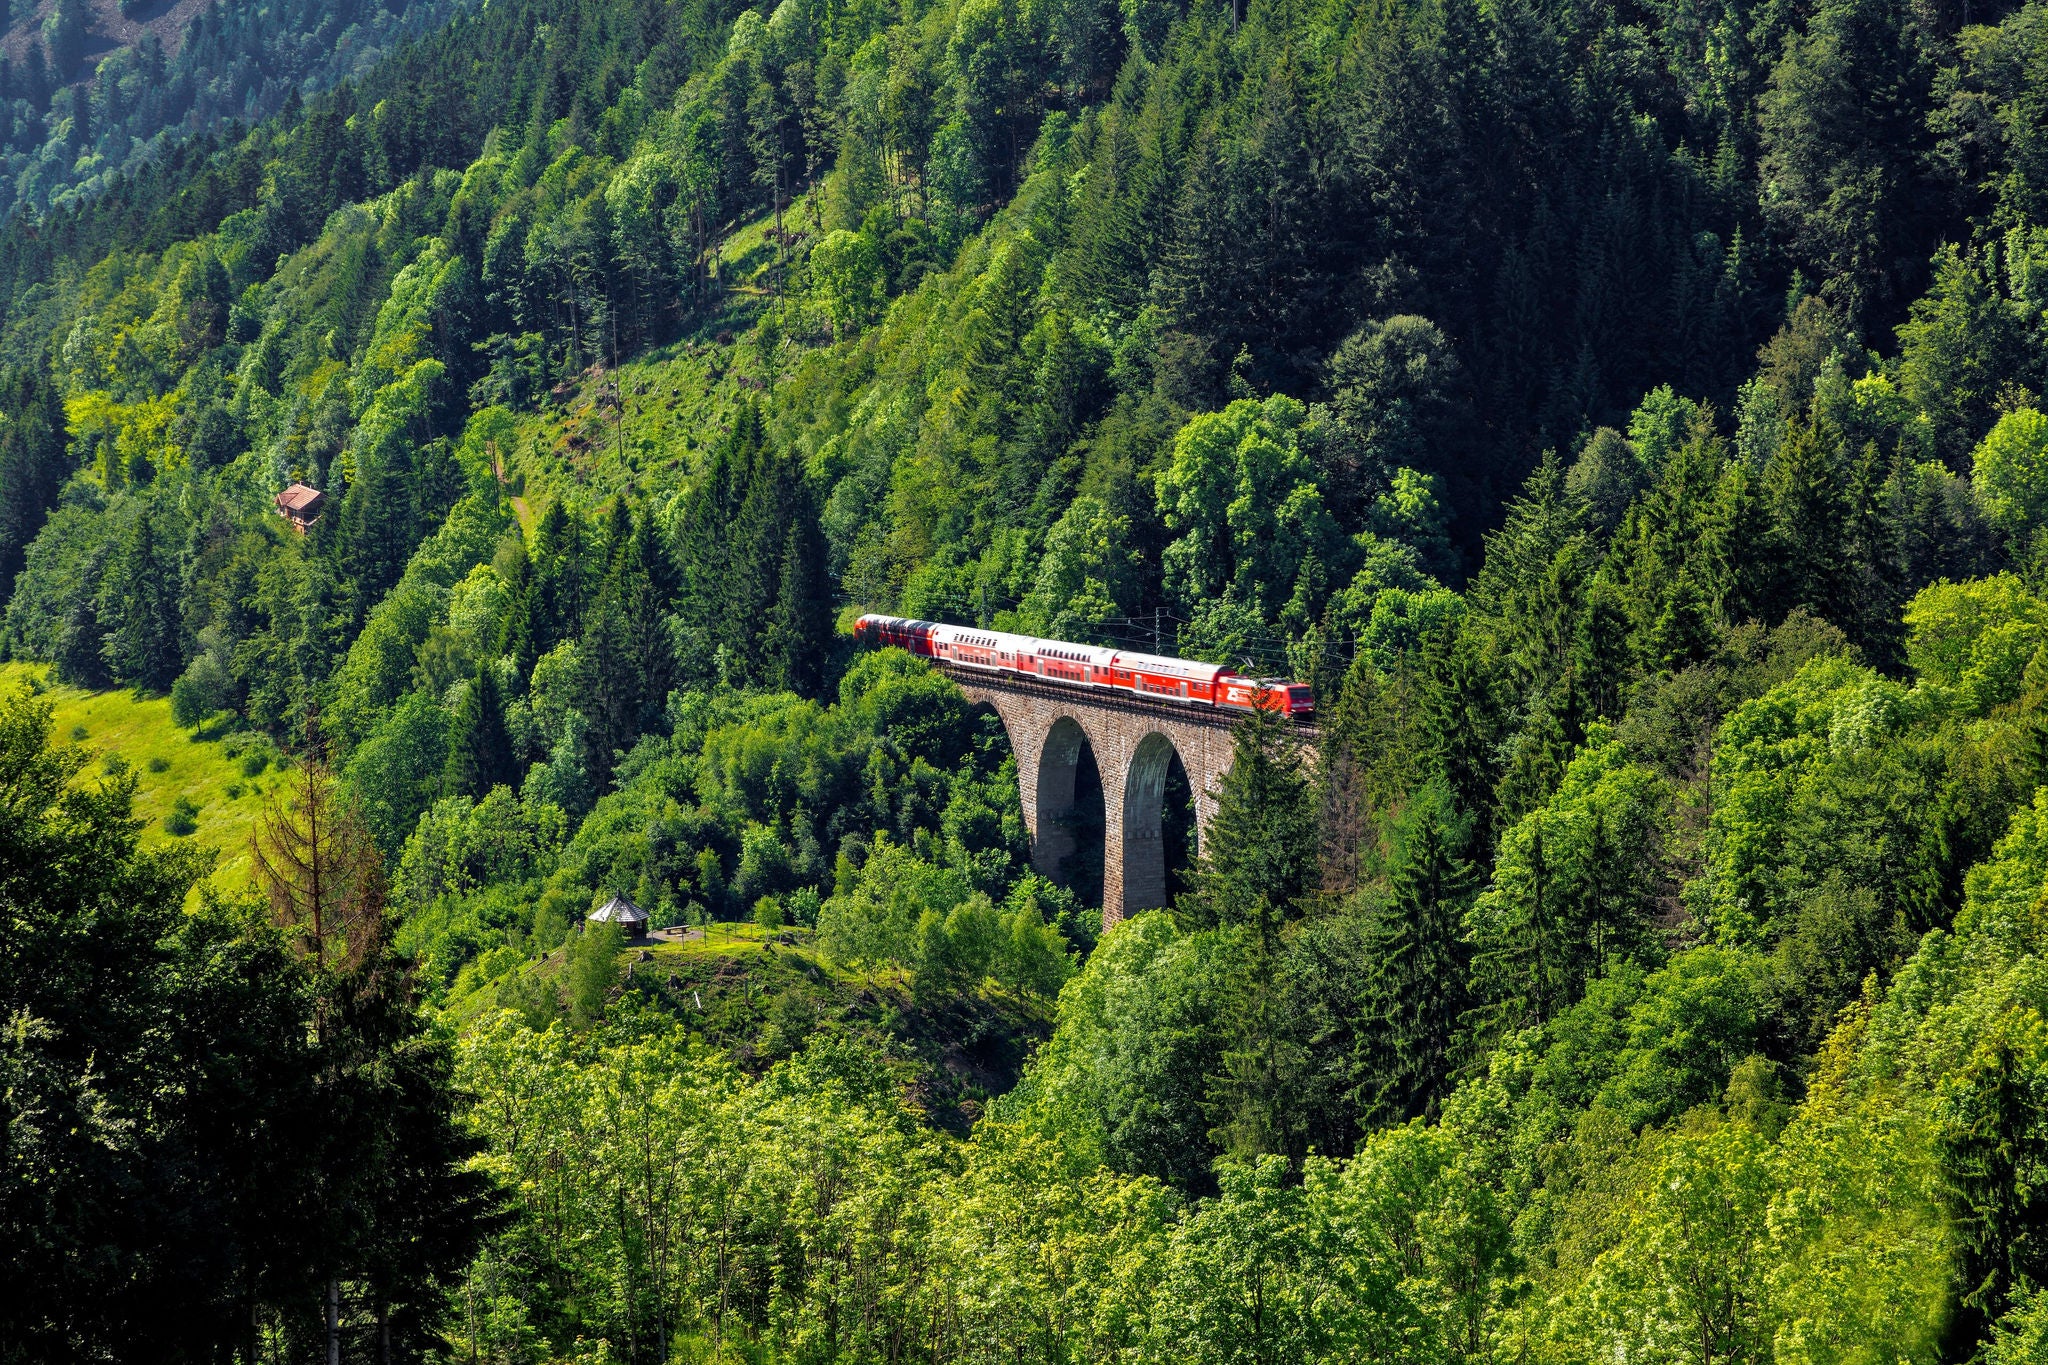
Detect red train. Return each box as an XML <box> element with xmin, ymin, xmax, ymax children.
<box><xmin>854</xmin><ymin>614</ymin><xmax>1315</xmax><ymax>717</ymax></box>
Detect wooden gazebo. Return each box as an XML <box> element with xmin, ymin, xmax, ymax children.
<box><xmin>587</xmin><ymin>894</ymin><xmax>649</xmax><ymax>936</ymax></box>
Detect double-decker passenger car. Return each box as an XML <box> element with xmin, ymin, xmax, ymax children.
<box><xmin>853</xmin><ymin>614</ymin><xmax>1314</xmax><ymax>717</ymax></box>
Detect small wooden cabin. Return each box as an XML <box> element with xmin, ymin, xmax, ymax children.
<box><xmin>274</xmin><ymin>483</ymin><xmax>325</xmax><ymax>533</ymax></box>
<box><xmin>587</xmin><ymin>894</ymin><xmax>649</xmax><ymax>937</ymax></box>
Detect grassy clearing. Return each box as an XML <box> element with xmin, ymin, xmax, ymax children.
<box><xmin>454</xmin><ymin>918</ymin><xmax>1047</xmax><ymax>1128</ymax></box>
<box><xmin>0</xmin><ymin>663</ymin><xmax>272</xmax><ymax>894</ymax></box>
<box><xmin>496</xmin><ymin>209</ymin><xmax>796</xmax><ymax>517</ymax></box>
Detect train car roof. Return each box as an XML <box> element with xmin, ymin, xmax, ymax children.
<box><xmin>931</xmin><ymin>623</ymin><xmax>1038</xmax><ymax>651</ymax></box>
<box><xmin>1109</xmin><ymin>650</ymin><xmax>1231</xmax><ymax>680</ymax></box>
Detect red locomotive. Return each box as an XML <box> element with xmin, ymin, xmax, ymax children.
<box><xmin>854</xmin><ymin>614</ymin><xmax>1315</xmax><ymax>717</ymax></box>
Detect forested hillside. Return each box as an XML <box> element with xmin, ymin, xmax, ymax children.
<box><xmin>16</xmin><ymin>0</ymin><xmax>2048</xmax><ymax>1355</ymax></box>
<box><xmin>0</xmin><ymin>0</ymin><xmax>474</xmax><ymax>222</ymax></box>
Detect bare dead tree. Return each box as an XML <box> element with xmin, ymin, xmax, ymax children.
<box><xmin>251</xmin><ymin>754</ymin><xmax>395</xmax><ymax>1365</ymax></box>
<box><xmin>252</xmin><ymin>757</ymin><xmax>387</xmax><ymax>976</ymax></box>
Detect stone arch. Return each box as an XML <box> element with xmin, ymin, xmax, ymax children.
<box><xmin>941</xmin><ymin>669</ymin><xmax>1243</xmax><ymax>928</ymax></box>
<box><xmin>1031</xmin><ymin>715</ymin><xmax>1105</xmax><ymax>897</ymax></box>
<box><xmin>1120</xmin><ymin>730</ymin><xmax>1193</xmax><ymax>915</ymax></box>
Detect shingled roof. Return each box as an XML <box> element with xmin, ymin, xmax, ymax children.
<box><xmin>274</xmin><ymin>483</ymin><xmax>324</xmax><ymax>527</ymax></box>
<box><xmin>588</xmin><ymin>894</ymin><xmax>649</xmax><ymax>927</ymax></box>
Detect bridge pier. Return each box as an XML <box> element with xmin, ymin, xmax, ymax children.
<box><xmin>946</xmin><ymin>669</ymin><xmax>1233</xmax><ymax>928</ymax></box>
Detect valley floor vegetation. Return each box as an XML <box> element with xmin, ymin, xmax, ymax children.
<box><xmin>17</xmin><ymin>0</ymin><xmax>2048</xmax><ymax>1356</ymax></box>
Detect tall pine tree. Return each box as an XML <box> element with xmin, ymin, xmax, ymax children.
<box><xmin>1186</xmin><ymin>706</ymin><xmax>1317</xmax><ymax>944</ymax></box>
<box><xmin>762</xmin><ymin>489</ymin><xmax>830</xmax><ymax>697</ymax></box>
<box><xmin>99</xmin><ymin>505</ymin><xmax>182</xmax><ymax>691</ymax></box>
<box><xmin>1355</xmin><ymin>780</ymin><xmax>1475</xmax><ymax>1127</ymax></box>
<box><xmin>0</xmin><ymin>365</ymin><xmax>68</xmax><ymax>600</ymax></box>
<box><xmin>444</xmin><ymin>663</ymin><xmax>515</xmax><ymax>799</ymax></box>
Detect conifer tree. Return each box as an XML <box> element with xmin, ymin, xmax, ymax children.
<box><xmin>253</xmin><ymin>757</ymin><xmax>387</xmax><ymax>977</ymax></box>
<box><xmin>42</xmin><ymin>0</ymin><xmax>85</xmax><ymax>78</ymax></box>
<box><xmin>1317</xmin><ymin>658</ymin><xmax>1428</xmax><ymax>893</ymax></box>
<box><xmin>674</xmin><ymin>403</ymin><xmax>764</xmax><ymax>675</ymax></box>
<box><xmin>99</xmin><ymin>507</ymin><xmax>182</xmax><ymax>691</ymax></box>
<box><xmin>0</xmin><ymin>364</ymin><xmax>67</xmax><ymax>600</ymax></box>
<box><xmin>526</xmin><ymin>501</ymin><xmax>591</xmax><ymax>666</ymax></box>
<box><xmin>728</xmin><ymin>436</ymin><xmax>788</xmax><ymax>676</ymax></box>
<box><xmin>1765</xmin><ymin>418</ymin><xmax>1851</xmax><ymax>620</ymax></box>
<box><xmin>1572</xmin><ymin>574</ymin><xmax>1633</xmax><ymax>722</ymax></box>
<box><xmin>340</xmin><ymin>444</ymin><xmax>417</xmax><ymax>611</ymax></box>
<box><xmin>1422</xmin><ymin>624</ymin><xmax>1507</xmax><ymax>846</ymax></box>
<box><xmin>1494</xmin><ymin>679</ymin><xmax>1579</xmax><ymax>828</ymax></box>
<box><xmin>763</xmin><ymin>494</ymin><xmax>830</xmax><ymax>697</ymax></box>
<box><xmin>1709</xmin><ymin>459</ymin><xmax>1781</xmax><ymax>625</ymax></box>
<box><xmin>575</xmin><ymin>594</ymin><xmax>637</xmax><ymax>794</ymax></box>
<box><xmin>1186</xmin><ymin>706</ymin><xmax>1317</xmax><ymax>944</ymax></box>
<box><xmin>611</xmin><ymin>509</ymin><xmax>678</xmax><ymax>731</ymax></box>
<box><xmin>1355</xmin><ymin>780</ymin><xmax>1475</xmax><ymax>1127</ymax></box>
<box><xmin>1646</xmin><ymin>570</ymin><xmax>1719</xmax><ymax>672</ymax></box>
<box><xmin>445</xmin><ymin>663</ymin><xmax>515</xmax><ymax>799</ymax></box>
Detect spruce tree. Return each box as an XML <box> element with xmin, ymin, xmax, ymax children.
<box><xmin>728</xmin><ymin>436</ymin><xmax>791</xmax><ymax>681</ymax></box>
<box><xmin>1764</xmin><ymin>418</ymin><xmax>1851</xmax><ymax>621</ymax></box>
<box><xmin>673</xmin><ymin>404</ymin><xmax>762</xmax><ymax>677</ymax></box>
<box><xmin>1355</xmin><ymin>780</ymin><xmax>1475</xmax><ymax>1127</ymax></box>
<box><xmin>99</xmin><ymin>507</ymin><xmax>182</xmax><ymax>691</ymax></box>
<box><xmin>1188</xmin><ymin>706</ymin><xmax>1317</xmax><ymax>944</ymax></box>
<box><xmin>1571</xmin><ymin>573</ymin><xmax>1633</xmax><ymax>721</ymax></box>
<box><xmin>601</xmin><ymin>507</ymin><xmax>677</xmax><ymax>736</ymax></box>
<box><xmin>763</xmin><ymin>492</ymin><xmax>830</xmax><ymax>697</ymax></box>
<box><xmin>1708</xmin><ymin>458</ymin><xmax>1781</xmax><ymax>625</ymax></box>
<box><xmin>575</xmin><ymin>594</ymin><xmax>637</xmax><ymax>794</ymax></box>
<box><xmin>527</xmin><ymin>501</ymin><xmax>591</xmax><ymax>662</ymax></box>
<box><xmin>340</xmin><ymin>443</ymin><xmax>417</xmax><ymax>610</ymax></box>
<box><xmin>1421</xmin><ymin>623</ymin><xmax>1506</xmax><ymax>847</ymax></box>
<box><xmin>1493</xmin><ymin>678</ymin><xmax>1579</xmax><ymax>828</ymax></box>
<box><xmin>0</xmin><ymin>364</ymin><xmax>68</xmax><ymax>600</ymax></box>
<box><xmin>445</xmin><ymin>663</ymin><xmax>515</xmax><ymax>799</ymax></box>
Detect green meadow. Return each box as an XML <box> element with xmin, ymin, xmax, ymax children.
<box><xmin>0</xmin><ymin>663</ymin><xmax>272</xmax><ymax>894</ymax></box>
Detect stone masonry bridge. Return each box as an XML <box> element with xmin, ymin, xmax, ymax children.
<box><xmin>943</xmin><ymin>666</ymin><xmax>1311</xmax><ymax>927</ymax></box>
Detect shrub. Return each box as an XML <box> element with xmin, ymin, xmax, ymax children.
<box><xmin>147</xmin><ymin>756</ymin><xmax>170</xmax><ymax>773</ymax></box>
<box><xmin>163</xmin><ymin>798</ymin><xmax>199</xmax><ymax>837</ymax></box>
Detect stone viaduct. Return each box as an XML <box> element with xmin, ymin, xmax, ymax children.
<box><xmin>943</xmin><ymin>666</ymin><xmax>1310</xmax><ymax>926</ymax></box>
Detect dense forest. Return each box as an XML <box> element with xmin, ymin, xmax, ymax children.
<box><xmin>15</xmin><ymin>0</ymin><xmax>2048</xmax><ymax>1355</ymax></box>
<box><xmin>0</xmin><ymin>0</ymin><xmax>473</xmax><ymax>222</ymax></box>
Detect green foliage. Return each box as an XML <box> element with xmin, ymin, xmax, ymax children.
<box><xmin>1012</xmin><ymin>495</ymin><xmax>1141</xmax><ymax>640</ymax></box>
<box><xmin>344</xmin><ymin>688</ymin><xmax>452</xmax><ymax>855</ymax></box>
<box><xmin>1158</xmin><ymin>395</ymin><xmax>1343</xmax><ymax>636</ymax></box>
<box><xmin>1354</xmin><ymin>780</ymin><xmax>1476</xmax><ymax>1126</ymax></box>
<box><xmin>1184</xmin><ymin>708</ymin><xmax>1316</xmax><ymax>940</ymax></box>
<box><xmin>0</xmin><ymin>687</ymin><xmax>494</xmax><ymax>1360</ymax></box>
<box><xmin>443</xmin><ymin>661</ymin><xmax>515</xmax><ymax>799</ymax></box>
<box><xmin>1468</xmin><ymin>727</ymin><xmax>1671</xmax><ymax>1036</ymax></box>
<box><xmin>21</xmin><ymin>0</ymin><xmax>2048</xmax><ymax>1348</ymax></box>
<box><xmin>564</xmin><ymin>921</ymin><xmax>623</xmax><ymax>1027</ymax></box>
<box><xmin>1902</xmin><ymin>574</ymin><xmax>2048</xmax><ymax>712</ymax></box>
<box><xmin>1974</xmin><ymin>408</ymin><xmax>2048</xmax><ymax>547</ymax></box>
<box><xmin>0</xmin><ymin>366</ymin><xmax>66</xmax><ymax>600</ymax></box>
<box><xmin>1985</xmin><ymin>1291</ymin><xmax>2048</xmax><ymax>1365</ymax></box>
<box><xmin>1006</xmin><ymin>911</ymin><xmax>1250</xmax><ymax>1191</ymax></box>
<box><xmin>163</xmin><ymin>794</ymin><xmax>199</xmax><ymax>836</ymax></box>
<box><xmin>811</xmin><ymin>228</ymin><xmax>886</xmax><ymax>336</ymax></box>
